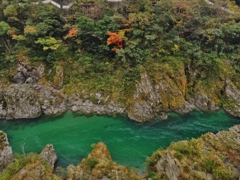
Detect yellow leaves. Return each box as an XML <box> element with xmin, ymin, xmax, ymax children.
<box><xmin>172</xmin><ymin>44</ymin><xmax>180</xmax><ymax>52</ymax></box>
<box><xmin>24</xmin><ymin>26</ymin><xmax>37</xmax><ymax>34</ymax></box>
<box><xmin>117</xmin><ymin>30</ymin><xmax>125</xmax><ymax>38</ymax></box>
<box><xmin>35</xmin><ymin>37</ymin><xmax>62</xmax><ymax>51</ymax></box>
<box><xmin>12</xmin><ymin>35</ymin><xmax>26</xmax><ymax>40</ymax></box>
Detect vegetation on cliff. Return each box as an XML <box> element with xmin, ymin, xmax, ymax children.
<box><xmin>0</xmin><ymin>142</ymin><xmax>142</xmax><ymax>180</ymax></box>
<box><xmin>146</xmin><ymin>125</ymin><xmax>240</xmax><ymax>180</ymax></box>
<box><xmin>1</xmin><ymin>0</ymin><xmax>240</xmax><ymax>120</ymax></box>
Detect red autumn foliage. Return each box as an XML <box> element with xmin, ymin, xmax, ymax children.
<box><xmin>68</xmin><ymin>28</ymin><xmax>77</xmax><ymax>37</ymax></box>
<box><xmin>9</xmin><ymin>29</ymin><xmax>15</xmax><ymax>38</ymax></box>
<box><xmin>107</xmin><ymin>31</ymin><xmax>123</xmax><ymax>51</ymax></box>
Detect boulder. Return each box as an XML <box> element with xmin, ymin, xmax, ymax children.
<box><xmin>12</xmin><ymin>61</ymin><xmax>44</xmax><ymax>84</ymax></box>
<box><xmin>12</xmin><ymin>72</ymin><xmax>26</xmax><ymax>84</ymax></box>
<box><xmin>4</xmin><ymin>84</ymin><xmax>42</xmax><ymax>119</ymax></box>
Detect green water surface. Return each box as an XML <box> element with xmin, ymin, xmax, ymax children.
<box><xmin>0</xmin><ymin>110</ymin><xmax>239</xmax><ymax>170</ymax></box>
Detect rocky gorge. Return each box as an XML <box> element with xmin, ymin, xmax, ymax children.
<box><xmin>0</xmin><ymin>124</ymin><xmax>240</xmax><ymax>179</ymax></box>
<box><xmin>1</xmin><ymin>60</ymin><xmax>240</xmax><ymax>123</ymax></box>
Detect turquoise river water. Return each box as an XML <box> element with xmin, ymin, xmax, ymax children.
<box><xmin>0</xmin><ymin>110</ymin><xmax>239</xmax><ymax>171</ymax></box>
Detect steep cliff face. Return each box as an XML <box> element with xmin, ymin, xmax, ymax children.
<box><xmin>127</xmin><ymin>71</ymin><xmax>187</xmax><ymax>122</ymax></box>
<box><xmin>126</xmin><ymin>71</ymin><xmax>220</xmax><ymax>122</ymax></box>
<box><xmin>146</xmin><ymin>125</ymin><xmax>240</xmax><ymax>180</ymax></box>
<box><xmin>2</xmin><ymin>60</ymin><xmax>240</xmax><ymax>122</ymax></box>
<box><xmin>224</xmin><ymin>80</ymin><xmax>240</xmax><ymax>117</ymax></box>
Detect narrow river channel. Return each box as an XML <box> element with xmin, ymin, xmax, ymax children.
<box><xmin>0</xmin><ymin>110</ymin><xmax>239</xmax><ymax>171</ymax></box>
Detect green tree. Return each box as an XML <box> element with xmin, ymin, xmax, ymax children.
<box><xmin>35</xmin><ymin>37</ymin><xmax>62</xmax><ymax>51</ymax></box>
<box><xmin>0</xmin><ymin>21</ymin><xmax>11</xmax><ymax>53</ymax></box>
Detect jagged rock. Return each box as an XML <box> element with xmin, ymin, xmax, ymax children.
<box><xmin>38</xmin><ymin>86</ymin><xmax>67</xmax><ymax>116</ymax></box>
<box><xmin>224</xmin><ymin>80</ymin><xmax>240</xmax><ymax>117</ymax></box>
<box><xmin>0</xmin><ymin>91</ymin><xmax>7</xmax><ymax>119</ymax></box>
<box><xmin>12</xmin><ymin>61</ymin><xmax>44</xmax><ymax>84</ymax></box>
<box><xmin>67</xmin><ymin>142</ymin><xmax>143</xmax><ymax>180</ymax></box>
<box><xmin>127</xmin><ymin>72</ymin><xmax>186</xmax><ymax>122</ymax></box>
<box><xmin>25</xmin><ymin>77</ymin><xmax>34</xmax><ymax>84</ymax></box>
<box><xmin>10</xmin><ymin>153</ymin><xmax>61</xmax><ymax>180</ymax></box>
<box><xmin>12</xmin><ymin>72</ymin><xmax>26</xmax><ymax>84</ymax></box>
<box><xmin>194</xmin><ymin>92</ymin><xmax>219</xmax><ymax>111</ymax></box>
<box><xmin>40</xmin><ymin>144</ymin><xmax>57</xmax><ymax>169</ymax></box>
<box><xmin>67</xmin><ymin>93</ymin><xmax>125</xmax><ymax>116</ymax></box>
<box><xmin>4</xmin><ymin>84</ymin><xmax>42</xmax><ymax>119</ymax></box>
<box><xmin>0</xmin><ymin>131</ymin><xmax>14</xmax><ymax>173</ymax></box>
<box><xmin>128</xmin><ymin>100</ymin><xmax>155</xmax><ymax>122</ymax></box>
<box><xmin>147</xmin><ymin>124</ymin><xmax>240</xmax><ymax>179</ymax></box>
<box><xmin>127</xmin><ymin>72</ymin><xmax>160</xmax><ymax>122</ymax></box>
<box><xmin>155</xmin><ymin>153</ymin><xmax>180</xmax><ymax>180</ymax></box>
<box><xmin>175</xmin><ymin>100</ymin><xmax>196</xmax><ymax>114</ymax></box>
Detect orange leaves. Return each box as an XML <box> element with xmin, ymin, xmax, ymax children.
<box><xmin>9</xmin><ymin>28</ymin><xmax>14</xmax><ymax>38</ymax></box>
<box><xmin>64</xmin><ymin>28</ymin><xmax>77</xmax><ymax>39</ymax></box>
<box><xmin>68</xmin><ymin>28</ymin><xmax>77</xmax><ymax>37</ymax></box>
<box><xmin>107</xmin><ymin>31</ymin><xmax>123</xmax><ymax>51</ymax></box>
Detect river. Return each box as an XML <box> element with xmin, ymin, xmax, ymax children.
<box><xmin>0</xmin><ymin>110</ymin><xmax>239</xmax><ymax>171</ymax></box>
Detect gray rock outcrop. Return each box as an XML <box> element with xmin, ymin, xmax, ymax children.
<box><xmin>155</xmin><ymin>153</ymin><xmax>180</xmax><ymax>180</ymax></box>
<box><xmin>3</xmin><ymin>63</ymin><xmax>240</xmax><ymax>122</ymax></box>
<box><xmin>0</xmin><ymin>91</ymin><xmax>7</xmax><ymax>119</ymax></box>
<box><xmin>224</xmin><ymin>80</ymin><xmax>240</xmax><ymax>117</ymax></box>
<box><xmin>68</xmin><ymin>93</ymin><xmax>125</xmax><ymax>115</ymax></box>
<box><xmin>4</xmin><ymin>84</ymin><xmax>41</xmax><ymax>119</ymax></box>
<box><xmin>194</xmin><ymin>92</ymin><xmax>219</xmax><ymax>111</ymax></box>
<box><xmin>40</xmin><ymin>144</ymin><xmax>57</xmax><ymax>169</ymax></box>
<box><xmin>12</xmin><ymin>61</ymin><xmax>44</xmax><ymax>84</ymax></box>
<box><xmin>127</xmin><ymin>72</ymin><xmax>160</xmax><ymax>122</ymax></box>
<box><xmin>38</xmin><ymin>85</ymin><xmax>67</xmax><ymax>116</ymax></box>
<box><xmin>127</xmin><ymin>72</ymin><xmax>187</xmax><ymax>122</ymax></box>
<box><xmin>0</xmin><ymin>131</ymin><xmax>14</xmax><ymax>173</ymax></box>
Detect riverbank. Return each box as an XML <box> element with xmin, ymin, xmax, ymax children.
<box><xmin>1</xmin><ymin>58</ymin><xmax>240</xmax><ymax>123</ymax></box>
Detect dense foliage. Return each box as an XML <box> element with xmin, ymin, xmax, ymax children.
<box><xmin>0</xmin><ymin>0</ymin><xmax>240</xmax><ymax>97</ymax></box>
